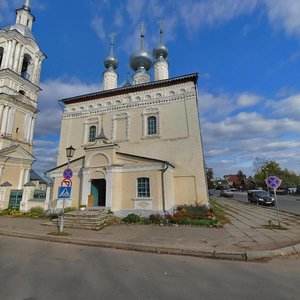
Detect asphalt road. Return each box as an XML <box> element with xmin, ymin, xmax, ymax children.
<box><xmin>0</xmin><ymin>236</ymin><xmax>299</xmax><ymax>300</ymax></box>
<box><xmin>212</xmin><ymin>190</ymin><xmax>300</xmax><ymax>215</ymax></box>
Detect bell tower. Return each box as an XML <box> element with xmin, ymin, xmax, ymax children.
<box><xmin>0</xmin><ymin>0</ymin><xmax>46</xmax><ymax>203</ymax></box>
<box><xmin>0</xmin><ymin>0</ymin><xmax>46</xmax><ymax>151</ymax></box>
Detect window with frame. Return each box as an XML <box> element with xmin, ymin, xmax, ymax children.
<box><xmin>89</xmin><ymin>125</ymin><xmax>96</xmax><ymax>142</ymax></box>
<box><xmin>137</xmin><ymin>177</ymin><xmax>150</xmax><ymax>198</ymax></box>
<box><xmin>147</xmin><ymin>116</ymin><xmax>157</xmax><ymax>135</ymax></box>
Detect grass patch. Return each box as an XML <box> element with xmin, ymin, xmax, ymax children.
<box><xmin>209</xmin><ymin>197</ymin><xmax>231</xmax><ymax>225</ymax></box>
<box><xmin>263</xmin><ymin>224</ymin><xmax>287</xmax><ymax>230</ymax></box>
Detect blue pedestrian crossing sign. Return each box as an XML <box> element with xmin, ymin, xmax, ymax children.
<box><xmin>58</xmin><ymin>186</ymin><xmax>72</xmax><ymax>199</ymax></box>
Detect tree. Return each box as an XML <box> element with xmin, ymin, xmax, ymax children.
<box><xmin>206</xmin><ymin>167</ymin><xmax>214</xmax><ymax>189</ymax></box>
<box><xmin>237</xmin><ymin>170</ymin><xmax>246</xmax><ymax>190</ymax></box>
<box><xmin>253</xmin><ymin>158</ymin><xmax>300</xmax><ymax>188</ymax></box>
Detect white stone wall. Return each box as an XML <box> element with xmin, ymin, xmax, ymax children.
<box><xmin>56</xmin><ymin>79</ymin><xmax>209</xmax><ymax>207</ymax></box>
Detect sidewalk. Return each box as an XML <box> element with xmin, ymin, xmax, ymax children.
<box><xmin>0</xmin><ymin>198</ymin><xmax>299</xmax><ymax>261</ymax></box>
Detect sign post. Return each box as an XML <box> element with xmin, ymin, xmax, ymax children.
<box><xmin>266</xmin><ymin>176</ymin><xmax>282</xmax><ymax>227</ymax></box>
<box><xmin>58</xmin><ymin>167</ymin><xmax>73</xmax><ymax>233</ymax></box>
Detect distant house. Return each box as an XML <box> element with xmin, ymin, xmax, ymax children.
<box><xmin>224</xmin><ymin>174</ymin><xmax>247</xmax><ymax>189</ymax></box>
<box><xmin>30</xmin><ymin>170</ymin><xmax>48</xmax><ymax>191</ymax></box>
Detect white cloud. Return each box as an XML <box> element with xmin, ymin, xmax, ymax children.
<box><xmin>264</xmin><ymin>0</ymin><xmax>300</xmax><ymax>40</ymax></box>
<box><xmin>270</xmin><ymin>93</ymin><xmax>300</xmax><ymax>119</ymax></box>
<box><xmin>34</xmin><ymin>78</ymin><xmax>100</xmax><ymax>172</ymax></box>
<box><xmin>91</xmin><ymin>16</ymin><xmax>106</xmax><ymax>41</ymax></box>
<box><xmin>236</xmin><ymin>93</ymin><xmax>261</xmax><ymax>107</ymax></box>
<box><xmin>201</xmin><ymin>91</ymin><xmax>300</xmax><ymax>177</ymax></box>
<box><xmin>178</xmin><ymin>0</ymin><xmax>259</xmax><ymax>34</ymax></box>
<box><xmin>126</xmin><ymin>0</ymin><xmax>146</xmax><ymax>24</ymax></box>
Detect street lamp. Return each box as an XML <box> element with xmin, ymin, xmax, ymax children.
<box><xmin>59</xmin><ymin>145</ymin><xmax>75</xmax><ymax>233</ymax></box>
<box><xmin>66</xmin><ymin>145</ymin><xmax>75</xmax><ymax>163</ymax></box>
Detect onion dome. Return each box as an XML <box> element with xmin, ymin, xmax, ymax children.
<box><xmin>153</xmin><ymin>21</ymin><xmax>168</xmax><ymax>59</ymax></box>
<box><xmin>129</xmin><ymin>22</ymin><xmax>152</xmax><ymax>72</ymax></box>
<box><xmin>104</xmin><ymin>33</ymin><xmax>118</xmax><ymax>69</ymax></box>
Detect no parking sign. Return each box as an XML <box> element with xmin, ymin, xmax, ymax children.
<box><xmin>265</xmin><ymin>175</ymin><xmax>282</xmax><ymax>227</ymax></box>
<box><xmin>266</xmin><ymin>176</ymin><xmax>281</xmax><ymax>189</ymax></box>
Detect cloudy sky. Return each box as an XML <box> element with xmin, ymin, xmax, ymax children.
<box><xmin>1</xmin><ymin>0</ymin><xmax>300</xmax><ymax>178</ymax></box>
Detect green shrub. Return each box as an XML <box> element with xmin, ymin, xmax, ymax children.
<box><xmin>149</xmin><ymin>213</ymin><xmax>163</xmax><ymax>224</ymax></box>
<box><xmin>123</xmin><ymin>213</ymin><xmax>140</xmax><ymax>224</ymax></box>
<box><xmin>29</xmin><ymin>206</ymin><xmax>44</xmax><ymax>216</ymax></box>
<box><xmin>139</xmin><ymin>216</ymin><xmax>151</xmax><ymax>225</ymax></box>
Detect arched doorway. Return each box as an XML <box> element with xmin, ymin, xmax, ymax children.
<box><xmin>91</xmin><ymin>179</ymin><xmax>106</xmax><ymax>206</ymax></box>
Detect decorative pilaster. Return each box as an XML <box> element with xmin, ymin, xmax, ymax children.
<box><xmin>0</xmin><ymin>105</ymin><xmax>4</xmax><ymax>125</ymax></box>
<box><xmin>0</xmin><ymin>106</ymin><xmax>9</xmax><ymax>135</ymax></box>
<box><xmin>17</xmin><ymin>45</ymin><xmax>25</xmax><ymax>74</ymax></box>
<box><xmin>6</xmin><ymin>107</ymin><xmax>16</xmax><ymax>136</ymax></box>
<box><xmin>8</xmin><ymin>40</ymin><xmax>16</xmax><ymax>69</ymax></box>
<box><xmin>105</xmin><ymin>167</ymin><xmax>113</xmax><ymax>209</ymax></box>
<box><xmin>18</xmin><ymin>168</ymin><xmax>25</xmax><ymax>189</ymax></box>
<box><xmin>3</xmin><ymin>40</ymin><xmax>12</xmax><ymax>68</ymax></box>
<box><xmin>80</xmin><ymin>168</ymin><xmax>90</xmax><ymax>206</ymax></box>
<box><xmin>20</xmin><ymin>182</ymin><xmax>35</xmax><ymax>212</ymax></box>
<box><xmin>13</xmin><ymin>43</ymin><xmax>21</xmax><ymax>72</ymax></box>
<box><xmin>29</xmin><ymin>117</ymin><xmax>35</xmax><ymax>142</ymax></box>
<box><xmin>0</xmin><ymin>182</ymin><xmax>12</xmax><ymax>210</ymax></box>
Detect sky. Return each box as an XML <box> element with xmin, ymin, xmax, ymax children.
<box><xmin>0</xmin><ymin>0</ymin><xmax>300</xmax><ymax>179</ymax></box>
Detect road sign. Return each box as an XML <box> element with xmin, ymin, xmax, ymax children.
<box><xmin>58</xmin><ymin>186</ymin><xmax>72</xmax><ymax>199</ymax></box>
<box><xmin>61</xmin><ymin>178</ymin><xmax>72</xmax><ymax>187</ymax></box>
<box><xmin>266</xmin><ymin>176</ymin><xmax>282</xmax><ymax>189</ymax></box>
<box><xmin>63</xmin><ymin>168</ymin><xmax>73</xmax><ymax>179</ymax></box>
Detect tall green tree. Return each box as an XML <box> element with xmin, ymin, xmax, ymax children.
<box><xmin>253</xmin><ymin>158</ymin><xmax>300</xmax><ymax>188</ymax></box>
<box><xmin>206</xmin><ymin>168</ymin><xmax>214</xmax><ymax>189</ymax></box>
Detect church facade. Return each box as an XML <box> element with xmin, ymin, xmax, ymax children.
<box><xmin>48</xmin><ymin>26</ymin><xmax>208</xmax><ymax>216</ymax></box>
<box><xmin>0</xmin><ymin>1</ymin><xmax>46</xmax><ymax>211</ymax></box>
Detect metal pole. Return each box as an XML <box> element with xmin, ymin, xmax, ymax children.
<box><xmin>59</xmin><ymin>158</ymin><xmax>70</xmax><ymax>233</ymax></box>
<box><xmin>273</xmin><ymin>188</ymin><xmax>281</xmax><ymax>227</ymax></box>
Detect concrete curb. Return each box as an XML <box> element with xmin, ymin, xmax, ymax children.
<box><xmin>0</xmin><ymin>229</ymin><xmax>299</xmax><ymax>262</ymax></box>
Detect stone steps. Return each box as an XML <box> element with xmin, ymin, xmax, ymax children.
<box><xmin>57</xmin><ymin>209</ymin><xmax>113</xmax><ymax>230</ymax></box>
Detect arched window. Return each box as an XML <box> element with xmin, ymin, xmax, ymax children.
<box><xmin>21</xmin><ymin>54</ymin><xmax>32</xmax><ymax>80</ymax></box>
<box><xmin>19</xmin><ymin>90</ymin><xmax>26</xmax><ymax>95</ymax></box>
<box><xmin>147</xmin><ymin>116</ymin><xmax>157</xmax><ymax>135</ymax></box>
<box><xmin>89</xmin><ymin>126</ymin><xmax>96</xmax><ymax>142</ymax></box>
<box><xmin>137</xmin><ymin>177</ymin><xmax>150</xmax><ymax>198</ymax></box>
<box><xmin>0</xmin><ymin>47</ymin><xmax>4</xmax><ymax>69</ymax></box>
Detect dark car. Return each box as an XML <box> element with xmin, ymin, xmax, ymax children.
<box><xmin>220</xmin><ymin>189</ymin><xmax>234</xmax><ymax>198</ymax></box>
<box><xmin>247</xmin><ymin>190</ymin><xmax>275</xmax><ymax>206</ymax></box>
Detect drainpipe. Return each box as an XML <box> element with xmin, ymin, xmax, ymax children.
<box><xmin>161</xmin><ymin>162</ymin><xmax>169</xmax><ymax>215</ymax></box>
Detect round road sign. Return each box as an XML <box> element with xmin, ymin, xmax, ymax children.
<box><xmin>61</xmin><ymin>178</ymin><xmax>72</xmax><ymax>187</ymax></box>
<box><xmin>266</xmin><ymin>176</ymin><xmax>281</xmax><ymax>189</ymax></box>
<box><xmin>63</xmin><ymin>168</ymin><xmax>73</xmax><ymax>179</ymax></box>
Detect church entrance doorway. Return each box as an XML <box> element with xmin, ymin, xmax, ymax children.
<box><xmin>91</xmin><ymin>179</ymin><xmax>106</xmax><ymax>207</ymax></box>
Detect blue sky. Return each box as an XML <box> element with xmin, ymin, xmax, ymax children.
<box><xmin>1</xmin><ymin>0</ymin><xmax>300</xmax><ymax>178</ymax></box>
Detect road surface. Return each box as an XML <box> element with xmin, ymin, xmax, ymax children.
<box><xmin>212</xmin><ymin>190</ymin><xmax>300</xmax><ymax>215</ymax></box>
<box><xmin>0</xmin><ymin>236</ymin><xmax>299</xmax><ymax>300</ymax></box>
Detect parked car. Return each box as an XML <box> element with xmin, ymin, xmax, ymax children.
<box><xmin>247</xmin><ymin>190</ymin><xmax>275</xmax><ymax>206</ymax></box>
<box><xmin>220</xmin><ymin>189</ymin><xmax>234</xmax><ymax>198</ymax></box>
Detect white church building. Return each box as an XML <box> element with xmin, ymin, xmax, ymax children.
<box><xmin>48</xmin><ymin>24</ymin><xmax>209</xmax><ymax>216</ymax></box>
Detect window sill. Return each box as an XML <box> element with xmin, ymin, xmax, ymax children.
<box><xmin>141</xmin><ymin>135</ymin><xmax>160</xmax><ymax>140</ymax></box>
<box><xmin>132</xmin><ymin>197</ymin><xmax>153</xmax><ymax>201</ymax></box>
